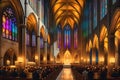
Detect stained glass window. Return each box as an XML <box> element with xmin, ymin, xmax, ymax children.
<box><xmin>32</xmin><ymin>32</ymin><xmax>36</xmax><ymax>46</ymax></box>
<box><xmin>112</xmin><ymin>0</ymin><xmax>116</xmax><ymax>4</ymax></box>
<box><xmin>64</xmin><ymin>25</ymin><xmax>71</xmax><ymax>48</ymax></box>
<box><xmin>40</xmin><ymin>36</ymin><xmax>44</xmax><ymax>48</ymax></box>
<box><xmin>74</xmin><ymin>27</ymin><xmax>78</xmax><ymax>48</ymax></box>
<box><xmin>57</xmin><ymin>26</ymin><xmax>62</xmax><ymax>48</ymax></box>
<box><xmin>89</xmin><ymin>3</ymin><xmax>92</xmax><ymax>34</ymax></box>
<box><xmin>26</xmin><ymin>31</ymin><xmax>30</xmax><ymax>46</ymax></box>
<box><xmin>41</xmin><ymin>0</ymin><xmax>44</xmax><ymax>23</ymax></box>
<box><xmin>2</xmin><ymin>7</ymin><xmax>18</xmax><ymax>41</ymax></box>
<box><xmin>28</xmin><ymin>0</ymin><xmax>38</xmax><ymax>13</ymax></box>
<box><xmin>100</xmin><ymin>0</ymin><xmax>107</xmax><ymax>20</ymax></box>
<box><xmin>93</xmin><ymin>0</ymin><xmax>97</xmax><ymax>29</ymax></box>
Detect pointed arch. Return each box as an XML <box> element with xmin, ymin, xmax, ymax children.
<box><xmin>100</xmin><ymin>25</ymin><xmax>108</xmax><ymax>42</ymax></box>
<box><xmin>110</xmin><ymin>9</ymin><xmax>120</xmax><ymax>34</ymax></box>
<box><xmin>27</xmin><ymin>13</ymin><xmax>37</xmax><ymax>34</ymax></box>
<box><xmin>40</xmin><ymin>26</ymin><xmax>45</xmax><ymax>40</ymax></box>
<box><xmin>93</xmin><ymin>34</ymin><xmax>99</xmax><ymax>49</ymax></box>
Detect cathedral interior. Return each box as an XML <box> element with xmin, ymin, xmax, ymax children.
<box><xmin>0</xmin><ymin>0</ymin><xmax>120</xmax><ymax>80</ymax></box>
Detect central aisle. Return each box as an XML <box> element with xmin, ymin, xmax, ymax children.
<box><xmin>56</xmin><ymin>67</ymin><xmax>74</xmax><ymax>80</ymax></box>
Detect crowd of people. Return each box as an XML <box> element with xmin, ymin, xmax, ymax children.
<box><xmin>72</xmin><ymin>65</ymin><xmax>120</xmax><ymax>80</ymax></box>
<box><xmin>0</xmin><ymin>64</ymin><xmax>63</xmax><ymax>80</ymax></box>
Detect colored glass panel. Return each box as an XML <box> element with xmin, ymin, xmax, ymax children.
<box><xmin>100</xmin><ymin>0</ymin><xmax>107</xmax><ymax>20</ymax></box>
<box><xmin>93</xmin><ymin>0</ymin><xmax>97</xmax><ymax>29</ymax></box>
<box><xmin>26</xmin><ymin>32</ymin><xmax>30</xmax><ymax>46</ymax></box>
<box><xmin>40</xmin><ymin>37</ymin><xmax>44</xmax><ymax>48</ymax></box>
<box><xmin>41</xmin><ymin>0</ymin><xmax>44</xmax><ymax>23</ymax></box>
<box><xmin>2</xmin><ymin>7</ymin><xmax>17</xmax><ymax>41</ymax></box>
<box><xmin>89</xmin><ymin>3</ymin><xmax>92</xmax><ymax>34</ymax></box>
<box><xmin>57</xmin><ymin>30</ymin><xmax>61</xmax><ymax>48</ymax></box>
<box><xmin>112</xmin><ymin>0</ymin><xmax>116</xmax><ymax>4</ymax></box>
<box><xmin>64</xmin><ymin>25</ymin><xmax>71</xmax><ymax>48</ymax></box>
<box><xmin>74</xmin><ymin>28</ymin><xmax>78</xmax><ymax>48</ymax></box>
<box><xmin>32</xmin><ymin>33</ymin><xmax>36</xmax><ymax>46</ymax></box>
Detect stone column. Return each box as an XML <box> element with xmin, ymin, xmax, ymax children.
<box><xmin>0</xmin><ymin>19</ymin><xmax>2</xmax><ymax>66</ymax></box>
<box><xmin>36</xmin><ymin>36</ymin><xmax>40</xmax><ymax>66</ymax></box>
<box><xmin>50</xmin><ymin>45</ymin><xmax>54</xmax><ymax>64</ymax></box>
<box><xmin>108</xmin><ymin>34</ymin><xmax>115</xmax><ymax>67</ymax></box>
<box><xmin>115</xmin><ymin>36</ymin><xmax>119</xmax><ymax>67</ymax></box>
<box><xmin>44</xmin><ymin>40</ymin><xmax>47</xmax><ymax>64</ymax></box>
<box><xmin>22</xmin><ymin>25</ymin><xmax>27</xmax><ymax>67</ymax></box>
<box><xmin>118</xmin><ymin>40</ymin><xmax>120</xmax><ymax>66</ymax></box>
<box><xmin>36</xmin><ymin>0</ymin><xmax>41</xmax><ymax>66</ymax></box>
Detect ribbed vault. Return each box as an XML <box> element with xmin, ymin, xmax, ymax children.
<box><xmin>51</xmin><ymin>0</ymin><xmax>85</xmax><ymax>29</ymax></box>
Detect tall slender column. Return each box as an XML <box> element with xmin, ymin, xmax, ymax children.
<box><xmin>22</xmin><ymin>25</ymin><xmax>27</xmax><ymax>67</ymax></box>
<box><xmin>44</xmin><ymin>40</ymin><xmax>47</xmax><ymax>64</ymax></box>
<box><xmin>21</xmin><ymin>0</ymin><xmax>28</xmax><ymax>67</ymax></box>
<box><xmin>36</xmin><ymin>36</ymin><xmax>40</xmax><ymax>66</ymax></box>
<box><xmin>0</xmin><ymin>17</ymin><xmax>2</xmax><ymax>66</ymax></box>
<box><xmin>108</xmin><ymin>34</ymin><xmax>115</xmax><ymax>67</ymax></box>
<box><xmin>36</xmin><ymin>0</ymin><xmax>41</xmax><ymax>66</ymax></box>
<box><xmin>118</xmin><ymin>40</ymin><xmax>120</xmax><ymax>66</ymax></box>
<box><xmin>115</xmin><ymin>36</ymin><xmax>119</xmax><ymax>67</ymax></box>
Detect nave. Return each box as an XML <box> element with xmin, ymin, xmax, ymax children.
<box><xmin>56</xmin><ymin>67</ymin><xmax>74</xmax><ymax>80</ymax></box>
<box><xmin>0</xmin><ymin>0</ymin><xmax>120</xmax><ymax>80</ymax></box>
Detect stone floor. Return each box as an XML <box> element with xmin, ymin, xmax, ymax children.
<box><xmin>56</xmin><ymin>67</ymin><xmax>74</xmax><ymax>80</ymax></box>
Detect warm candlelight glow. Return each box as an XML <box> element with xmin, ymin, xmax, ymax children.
<box><xmin>83</xmin><ymin>59</ymin><xmax>86</xmax><ymax>62</ymax></box>
<box><xmin>51</xmin><ymin>58</ymin><xmax>54</xmax><ymax>61</ymax></box>
<box><xmin>87</xmin><ymin>58</ymin><xmax>90</xmax><ymax>62</ymax></box>
<box><xmin>35</xmin><ymin>55</ymin><xmax>38</xmax><ymax>60</ymax></box>
<box><xmin>100</xmin><ymin>57</ymin><xmax>104</xmax><ymax>62</ymax></box>
<box><xmin>110</xmin><ymin>57</ymin><xmax>115</xmax><ymax>64</ymax></box>
<box><xmin>6</xmin><ymin>60</ymin><xmax>10</xmax><ymax>65</ymax></box>
<box><xmin>18</xmin><ymin>57</ymin><xmax>23</xmax><ymax>63</ymax></box>
<box><xmin>43</xmin><ymin>57</ymin><xmax>46</xmax><ymax>61</ymax></box>
<box><xmin>81</xmin><ymin>57</ymin><xmax>83</xmax><ymax>60</ymax></box>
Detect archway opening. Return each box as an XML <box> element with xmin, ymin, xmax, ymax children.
<box><xmin>100</xmin><ymin>25</ymin><xmax>108</xmax><ymax>65</ymax></box>
<box><xmin>64</xmin><ymin>50</ymin><xmax>72</xmax><ymax>65</ymax></box>
<box><xmin>115</xmin><ymin>30</ymin><xmax>120</xmax><ymax>66</ymax></box>
<box><xmin>88</xmin><ymin>40</ymin><xmax>92</xmax><ymax>65</ymax></box>
<box><xmin>26</xmin><ymin>13</ymin><xmax>37</xmax><ymax>62</ymax></box>
<box><xmin>93</xmin><ymin>34</ymin><xmax>99</xmax><ymax>65</ymax></box>
<box><xmin>3</xmin><ymin>48</ymin><xmax>17</xmax><ymax>66</ymax></box>
<box><xmin>110</xmin><ymin>9</ymin><xmax>120</xmax><ymax>66</ymax></box>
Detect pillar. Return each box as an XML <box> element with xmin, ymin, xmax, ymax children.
<box><xmin>36</xmin><ymin>0</ymin><xmax>41</xmax><ymax>66</ymax></box>
<box><xmin>50</xmin><ymin>45</ymin><xmax>54</xmax><ymax>64</ymax></box>
<box><xmin>118</xmin><ymin>40</ymin><xmax>120</xmax><ymax>66</ymax></box>
<box><xmin>0</xmin><ymin>19</ymin><xmax>2</xmax><ymax>66</ymax></box>
<box><xmin>36</xmin><ymin>36</ymin><xmax>40</xmax><ymax>66</ymax></box>
<box><xmin>108</xmin><ymin>34</ymin><xmax>115</xmax><ymax>67</ymax></box>
<box><xmin>44</xmin><ymin>40</ymin><xmax>47</xmax><ymax>64</ymax></box>
<box><xmin>22</xmin><ymin>25</ymin><xmax>27</xmax><ymax>67</ymax></box>
<box><xmin>115</xmin><ymin>36</ymin><xmax>119</xmax><ymax>67</ymax></box>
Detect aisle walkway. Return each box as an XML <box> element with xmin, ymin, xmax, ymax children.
<box><xmin>56</xmin><ymin>67</ymin><xmax>74</xmax><ymax>80</ymax></box>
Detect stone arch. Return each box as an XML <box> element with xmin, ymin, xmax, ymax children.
<box><xmin>64</xmin><ymin>50</ymin><xmax>72</xmax><ymax>65</ymax></box>
<box><xmin>93</xmin><ymin>34</ymin><xmax>99</xmax><ymax>65</ymax></box>
<box><xmin>100</xmin><ymin>25</ymin><xmax>108</xmax><ymax>65</ymax></box>
<box><xmin>27</xmin><ymin>13</ymin><xmax>37</xmax><ymax>34</ymax></box>
<box><xmin>93</xmin><ymin>34</ymin><xmax>99</xmax><ymax>49</ymax></box>
<box><xmin>3</xmin><ymin>48</ymin><xmax>17</xmax><ymax>66</ymax></box>
<box><xmin>89</xmin><ymin>40</ymin><xmax>92</xmax><ymax>65</ymax></box>
<box><xmin>47</xmin><ymin>34</ymin><xmax>50</xmax><ymax>45</ymax></box>
<box><xmin>110</xmin><ymin>9</ymin><xmax>120</xmax><ymax>34</ymax></box>
<box><xmin>26</xmin><ymin>13</ymin><xmax>37</xmax><ymax>62</ymax></box>
<box><xmin>40</xmin><ymin>26</ymin><xmax>46</xmax><ymax>40</ymax></box>
<box><xmin>100</xmin><ymin>25</ymin><xmax>108</xmax><ymax>42</ymax></box>
<box><xmin>0</xmin><ymin>0</ymin><xmax>24</xmax><ymax>25</ymax></box>
<box><xmin>110</xmin><ymin>9</ymin><xmax>120</xmax><ymax>66</ymax></box>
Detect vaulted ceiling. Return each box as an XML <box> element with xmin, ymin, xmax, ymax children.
<box><xmin>51</xmin><ymin>0</ymin><xmax>85</xmax><ymax>29</ymax></box>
